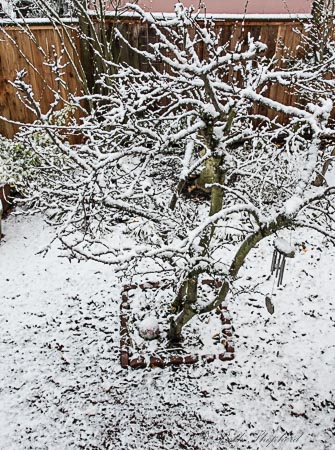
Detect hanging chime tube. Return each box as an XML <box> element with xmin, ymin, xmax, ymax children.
<box><xmin>278</xmin><ymin>256</ymin><xmax>286</xmax><ymax>286</ymax></box>
<box><xmin>271</xmin><ymin>249</ymin><xmax>277</xmax><ymax>274</ymax></box>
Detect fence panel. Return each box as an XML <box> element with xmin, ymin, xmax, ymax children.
<box><xmin>0</xmin><ymin>24</ymin><xmax>81</xmax><ymax>137</ymax></box>
<box><xmin>0</xmin><ymin>18</ymin><xmax>308</xmax><ymax>138</ymax></box>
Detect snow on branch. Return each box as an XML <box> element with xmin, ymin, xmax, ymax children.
<box><xmin>7</xmin><ymin>3</ymin><xmax>335</xmax><ymax>320</ymax></box>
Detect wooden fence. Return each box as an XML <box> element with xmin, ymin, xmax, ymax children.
<box><xmin>0</xmin><ymin>23</ymin><xmax>81</xmax><ymax>138</ymax></box>
<box><xmin>0</xmin><ymin>17</ymin><xmax>307</xmax><ymax>138</ymax></box>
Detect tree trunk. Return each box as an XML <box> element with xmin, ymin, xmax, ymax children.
<box><xmin>168</xmin><ymin>272</ymin><xmax>198</xmax><ymax>342</ymax></box>
<box><xmin>168</xmin><ymin>155</ymin><xmax>224</xmax><ymax>342</ymax></box>
<box><xmin>78</xmin><ymin>2</ymin><xmax>95</xmax><ymax>95</ymax></box>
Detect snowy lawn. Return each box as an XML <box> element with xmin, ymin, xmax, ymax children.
<box><xmin>0</xmin><ymin>214</ymin><xmax>334</xmax><ymax>449</ymax></box>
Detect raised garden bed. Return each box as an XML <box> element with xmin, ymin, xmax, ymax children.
<box><xmin>120</xmin><ymin>280</ymin><xmax>235</xmax><ymax>369</ymax></box>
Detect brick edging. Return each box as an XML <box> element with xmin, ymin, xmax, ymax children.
<box><xmin>120</xmin><ymin>280</ymin><xmax>235</xmax><ymax>369</ymax></box>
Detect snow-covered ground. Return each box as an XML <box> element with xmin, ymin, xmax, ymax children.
<box><xmin>0</xmin><ymin>214</ymin><xmax>334</xmax><ymax>449</ymax></box>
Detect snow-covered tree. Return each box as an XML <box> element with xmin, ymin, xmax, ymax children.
<box><xmin>7</xmin><ymin>3</ymin><xmax>335</xmax><ymax>342</ymax></box>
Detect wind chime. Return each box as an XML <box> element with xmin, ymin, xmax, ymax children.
<box><xmin>266</xmin><ymin>238</ymin><xmax>295</xmax><ymax>315</ymax></box>
<box><xmin>271</xmin><ymin>238</ymin><xmax>295</xmax><ymax>287</ymax></box>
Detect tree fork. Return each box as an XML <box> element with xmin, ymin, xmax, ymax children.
<box><xmin>168</xmin><ymin>272</ymin><xmax>199</xmax><ymax>342</ymax></box>
<box><xmin>168</xmin><ymin>157</ymin><xmax>224</xmax><ymax>342</ymax></box>
<box><xmin>168</xmin><ymin>214</ymin><xmax>293</xmax><ymax>341</ymax></box>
